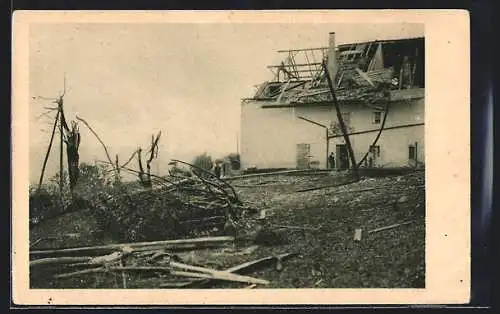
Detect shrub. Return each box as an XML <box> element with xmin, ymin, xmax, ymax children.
<box><xmin>191</xmin><ymin>153</ymin><xmax>213</xmax><ymax>177</ymax></box>
<box><xmin>226</xmin><ymin>153</ymin><xmax>241</xmax><ymax>170</ymax></box>
<box><xmin>29</xmin><ymin>170</ymin><xmax>74</xmax><ymax>225</ymax></box>
<box><xmin>90</xmin><ymin>184</ymin><xmax>188</xmax><ymax>242</ymax></box>
<box><xmin>29</xmin><ymin>163</ymin><xmax>113</xmax><ymax>226</ymax></box>
<box><xmin>29</xmin><ymin>185</ymin><xmax>64</xmax><ymax>225</ymax></box>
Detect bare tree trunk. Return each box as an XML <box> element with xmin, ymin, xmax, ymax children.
<box><xmin>137</xmin><ymin>148</ymin><xmax>144</xmax><ymax>182</ymax></box>
<box><xmin>137</xmin><ymin>148</ymin><xmax>151</xmax><ymax>187</ymax></box>
<box><xmin>145</xmin><ymin>131</ymin><xmax>161</xmax><ymax>186</ymax></box>
<box><xmin>115</xmin><ymin>154</ymin><xmax>120</xmax><ymax>176</ymax></box>
<box><xmin>65</xmin><ymin>121</ymin><xmax>81</xmax><ymax>191</ymax></box>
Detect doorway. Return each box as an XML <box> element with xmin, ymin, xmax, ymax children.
<box><xmin>336</xmin><ymin>144</ymin><xmax>349</xmax><ymax>170</ymax></box>
<box><xmin>296</xmin><ymin>143</ymin><xmax>311</xmax><ymax>169</ymax></box>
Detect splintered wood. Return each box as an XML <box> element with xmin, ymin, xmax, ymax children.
<box><xmin>30</xmin><ymin>234</ymin><xmax>297</xmax><ymax>288</ymax></box>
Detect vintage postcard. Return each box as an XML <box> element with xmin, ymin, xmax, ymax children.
<box><xmin>12</xmin><ymin>10</ymin><xmax>470</xmax><ymax>305</ymax></box>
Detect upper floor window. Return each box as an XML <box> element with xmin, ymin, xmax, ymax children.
<box><xmin>373</xmin><ymin>111</ymin><xmax>382</xmax><ymax>124</ymax></box>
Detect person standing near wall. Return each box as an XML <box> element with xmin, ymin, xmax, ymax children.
<box><xmin>328</xmin><ymin>152</ymin><xmax>335</xmax><ymax>169</ymax></box>
<box><xmin>214</xmin><ymin>162</ymin><xmax>222</xmax><ymax>178</ymax></box>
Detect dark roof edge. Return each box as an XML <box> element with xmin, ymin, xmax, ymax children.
<box><xmin>275</xmin><ymin>36</ymin><xmax>425</xmax><ymax>52</ymax></box>
<box><xmin>337</xmin><ymin>36</ymin><xmax>424</xmax><ymax>48</ymax></box>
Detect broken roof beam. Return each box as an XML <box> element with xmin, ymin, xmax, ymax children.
<box><xmin>340</xmin><ymin>50</ymin><xmax>364</xmax><ymax>55</ymax></box>
<box><xmin>277</xmin><ymin>47</ymin><xmax>328</xmax><ymax>53</ymax></box>
<box><xmin>291</xmin><ymin>69</ymin><xmax>325</xmax><ymax>73</ymax></box>
<box><xmin>267</xmin><ymin>62</ymin><xmax>323</xmax><ymax>68</ymax></box>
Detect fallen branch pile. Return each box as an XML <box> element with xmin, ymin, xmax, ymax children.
<box><xmin>87</xmin><ymin>159</ymin><xmax>258</xmax><ymax>243</ymax></box>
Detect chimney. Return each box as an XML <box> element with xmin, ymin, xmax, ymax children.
<box><xmin>327</xmin><ymin>32</ymin><xmax>338</xmax><ymax>83</ymax></box>
<box><xmin>328</xmin><ymin>32</ymin><xmax>336</xmax><ymax>54</ymax></box>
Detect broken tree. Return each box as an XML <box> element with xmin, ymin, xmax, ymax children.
<box><xmin>136</xmin><ymin>131</ymin><xmax>162</xmax><ymax>188</ymax></box>
<box><xmin>35</xmin><ymin>78</ymin><xmax>82</xmax><ymax>193</ymax></box>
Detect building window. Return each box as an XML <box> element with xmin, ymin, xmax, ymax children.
<box><xmin>373</xmin><ymin>111</ymin><xmax>381</xmax><ymax>124</ymax></box>
<box><xmin>370</xmin><ymin>145</ymin><xmax>380</xmax><ymax>157</ymax></box>
<box><xmin>409</xmin><ymin>145</ymin><xmax>416</xmax><ymax>160</ymax></box>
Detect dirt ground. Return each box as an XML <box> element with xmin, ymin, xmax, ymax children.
<box><xmin>30</xmin><ymin>169</ymin><xmax>425</xmax><ymax>289</ymax></box>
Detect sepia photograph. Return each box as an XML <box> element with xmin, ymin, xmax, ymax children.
<box><xmin>12</xmin><ymin>10</ymin><xmax>469</xmax><ymax>305</ymax></box>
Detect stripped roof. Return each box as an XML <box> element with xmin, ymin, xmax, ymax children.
<box><xmin>249</xmin><ymin>36</ymin><xmax>424</xmax><ymax>106</ymax></box>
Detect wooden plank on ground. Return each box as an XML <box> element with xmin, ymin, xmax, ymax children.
<box><xmin>165</xmin><ymin>252</ymin><xmax>297</xmax><ymax>288</ymax></box>
<box><xmin>170</xmin><ymin>261</ymin><xmax>269</xmax><ymax>285</ymax></box>
<box><xmin>368</xmin><ymin>221</ymin><xmax>414</xmax><ymax>234</ymax></box>
<box><xmin>30</xmin><ymin>236</ymin><xmax>235</xmax><ymax>258</ymax></box>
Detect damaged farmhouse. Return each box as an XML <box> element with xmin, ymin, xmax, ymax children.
<box><xmin>240</xmin><ymin>33</ymin><xmax>425</xmax><ymax>171</ymax></box>
<box><xmin>28</xmin><ymin>25</ymin><xmax>426</xmax><ymax>291</ymax></box>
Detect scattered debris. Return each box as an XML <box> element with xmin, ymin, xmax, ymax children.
<box><xmin>368</xmin><ymin>221</ymin><xmax>414</xmax><ymax>234</ymax></box>
<box><xmin>29</xmin><ymin>238</ymin><xmax>43</xmax><ymax>248</ymax></box>
<box><xmin>275</xmin><ymin>255</ymin><xmax>284</xmax><ymax>271</ymax></box>
<box><xmin>353</xmin><ymin>228</ymin><xmax>363</xmax><ymax>241</ymax></box>
<box><xmin>270</xmin><ymin>224</ymin><xmax>320</xmax><ymax>232</ymax></box>
<box><xmin>30</xmin><ymin>161</ymin><xmax>424</xmax><ymax>289</ymax></box>
<box><xmin>295</xmin><ymin>180</ymin><xmax>359</xmax><ymax>193</ymax></box>
<box><xmin>324</xmin><ymin>187</ymin><xmax>377</xmax><ymax>195</ymax></box>
<box><xmin>257</xmin><ymin>209</ymin><xmax>267</xmax><ymax>220</ymax></box>
<box><xmin>397</xmin><ymin>195</ymin><xmax>409</xmax><ymax>203</ymax></box>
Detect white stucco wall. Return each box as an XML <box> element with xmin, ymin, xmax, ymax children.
<box><xmin>240</xmin><ymin>97</ymin><xmax>425</xmax><ymax>170</ymax></box>
<box><xmin>240</xmin><ymin>100</ymin><xmax>331</xmax><ymax>169</ymax></box>
<box><xmin>330</xmin><ymin>98</ymin><xmax>425</xmax><ymax>167</ymax></box>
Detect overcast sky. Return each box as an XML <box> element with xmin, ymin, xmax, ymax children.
<box><xmin>29</xmin><ymin>22</ymin><xmax>424</xmax><ymax>183</ymax></box>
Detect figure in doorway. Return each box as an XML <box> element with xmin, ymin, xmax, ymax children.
<box><xmin>367</xmin><ymin>149</ymin><xmax>376</xmax><ymax>168</ymax></box>
<box><xmin>328</xmin><ymin>152</ymin><xmax>336</xmax><ymax>169</ymax></box>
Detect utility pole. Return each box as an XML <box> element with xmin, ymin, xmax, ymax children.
<box><xmin>38</xmin><ymin>110</ymin><xmax>60</xmax><ymax>190</ymax></box>
<box><xmin>323</xmin><ymin>60</ymin><xmax>359</xmax><ymax>180</ymax></box>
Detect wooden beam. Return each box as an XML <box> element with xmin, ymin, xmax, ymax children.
<box><xmin>277</xmin><ymin>47</ymin><xmax>328</xmax><ymax>53</ymax></box>
<box><xmin>323</xmin><ymin>61</ymin><xmax>359</xmax><ymax>180</ymax></box>
<box><xmin>30</xmin><ymin>236</ymin><xmax>235</xmax><ymax>258</ymax></box>
<box><xmin>167</xmin><ymin>252</ymin><xmax>297</xmax><ymax>288</ymax></box>
<box><xmin>267</xmin><ymin>62</ymin><xmax>322</xmax><ymax>68</ymax></box>
<box><xmin>328</xmin><ymin>123</ymin><xmax>425</xmax><ymax>139</ymax></box>
<box><xmin>170</xmin><ymin>261</ymin><xmax>270</xmax><ymax>285</ymax></box>
<box><xmin>368</xmin><ymin>221</ymin><xmax>414</xmax><ymax>234</ymax></box>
